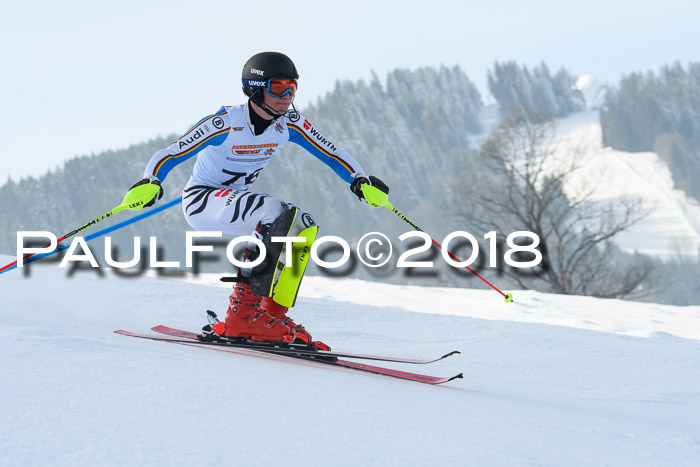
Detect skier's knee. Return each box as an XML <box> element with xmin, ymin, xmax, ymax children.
<box><xmin>248</xmin><ymin>206</ymin><xmax>317</xmax><ymax>293</ymax></box>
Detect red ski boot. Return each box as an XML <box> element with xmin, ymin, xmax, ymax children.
<box><xmin>221</xmin><ymin>283</ymin><xmax>292</xmax><ymax>342</ymax></box>
<box><xmin>260</xmin><ymin>296</ymin><xmax>330</xmax><ymax>351</ymax></box>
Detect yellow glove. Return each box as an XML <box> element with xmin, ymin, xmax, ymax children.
<box><xmin>350</xmin><ymin>175</ymin><xmax>390</xmax><ymax>208</ymax></box>
<box><xmin>124</xmin><ymin>176</ymin><xmax>164</xmax><ymax>211</ymax></box>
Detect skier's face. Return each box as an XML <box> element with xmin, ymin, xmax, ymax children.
<box><xmin>262</xmin><ymin>89</ymin><xmax>293</xmax><ymax>115</ymax></box>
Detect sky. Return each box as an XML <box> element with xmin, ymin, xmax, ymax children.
<box><xmin>1</xmin><ymin>0</ymin><xmax>698</xmax><ymax>182</ymax></box>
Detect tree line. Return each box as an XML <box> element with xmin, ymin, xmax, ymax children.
<box><xmin>2</xmin><ymin>61</ymin><xmax>698</xmax><ymax>305</ymax></box>
<box><xmin>600</xmin><ymin>62</ymin><xmax>700</xmax><ymax>201</ymax></box>
<box><xmin>488</xmin><ymin>61</ymin><xmax>585</xmax><ymax>119</ymax></box>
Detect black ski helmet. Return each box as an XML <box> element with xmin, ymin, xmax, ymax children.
<box><xmin>242</xmin><ymin>52</ymin><xmax>299</xmax><ymax>105</ymax></box>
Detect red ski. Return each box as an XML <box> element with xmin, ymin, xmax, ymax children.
<box><xmin>150</xmin><ymin>325</ymin><xmax>460</xmax><ymax>364</ymax></box>
<box><xmin>114</xmin><ymin>329</ymin><xmax>463</xmax><ymax>385</ymax></box>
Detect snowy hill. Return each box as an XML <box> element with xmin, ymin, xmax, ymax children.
<box><xmin>2</xmin><ymin>255</ymin><xmax>700</xmax><ymax>466</ymax></box>
<box><xmin>470</xmin><ymin>103</ymin><xmax>700</xmax><ymax>262</ymax></box>
<box><xmin>554</xmin><ymin>110</ymin><xmax>700</xmax><ymax>260</ymax></box>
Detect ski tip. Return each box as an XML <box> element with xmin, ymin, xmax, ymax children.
<box><xmin>447</xmin><ymin>373</ymin><xmax>464</xmax><ymax>382</ymax></box>
<box><xmin>433</xmin><ymin>373</ymin><xmax>464</xmax><ymax>384</ymax></box>
<box><xmin>441</xmin><ymin>351</ymin><xmax>461</xmax><ymax>359</ymax></box>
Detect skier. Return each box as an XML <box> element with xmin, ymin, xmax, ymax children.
<box><xmin>124</xmin><ymin>52</ymin><xmax>389</xmax><ymax>351</ymax></box>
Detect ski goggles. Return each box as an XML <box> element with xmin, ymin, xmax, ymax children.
<box><xmin>265</xmin><ymin>79</ymin><xmax>297</xmax><ymax>98</ymax></box>
<box><xmin>243</xmin><ymin>78</ymin><xmax>297</xmax><ymax>98</ymax></box>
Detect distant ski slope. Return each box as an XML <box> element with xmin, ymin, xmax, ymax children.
<box><xmin>556</xmin><ymin>110</ymin><xmax>700</xmax><ymax>259</ymax></box>
<box><xmin>472</xmin><ymin>104</ymin><xmax>700</xmax><ymax>260</ymax></box>
<box><xmin>1</xmin><ymin>257</ymin><xmax>699</xmax><ymax>466</ymax></box>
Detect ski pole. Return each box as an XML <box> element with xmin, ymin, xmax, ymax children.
<box><xmin>1</xmin><ymin>184</ymin><xmax>163</xmax><ymax>274</ymax></box>
<box><xmin>360</xmin><ymin>184</ymin><xmax>513</xmax><ymax>303</ymax></box>
<box><xmin>1</xmin><ymin>196</ymin><xmax>183</xmax><ymax>274</ymax></box>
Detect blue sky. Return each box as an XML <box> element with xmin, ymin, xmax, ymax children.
<box><xmin>1</xmin><ymin>0</ymin><xmax>698</xmax><ymax>181</ymax></box>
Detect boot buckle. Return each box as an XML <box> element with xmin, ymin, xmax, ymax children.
<box><xmin>250</xmin><ymin>311</ymin><xmax>264</xmax><ymax>323</ymax></box>
<box><xmin>264</xmin><ymin>318</ymin><xmax>278</xmax><ymax>329</ymax></box>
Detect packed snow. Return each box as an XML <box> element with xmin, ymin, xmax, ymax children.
<box><xmin>2</xmin><ymin>256</ymin><xmax>700</xmax><ymax>466</ymax></box>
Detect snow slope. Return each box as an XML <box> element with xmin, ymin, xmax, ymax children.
<box><xmin>2</xmin><ymin>256</ymin><xmax>700</xmax><ymax>466</ymax></box>
<box><xmin>555</xmin><ymin>110</ymin><xmax>700</xmax><ymax>260</ymax></box>
<box><xmin>472</xmin><ymin>103</ymin><xmax>700</xmax><ymax>260</ymax></box>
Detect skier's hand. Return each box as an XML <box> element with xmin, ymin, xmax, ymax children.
<box><xmin>125</xmin><ymin>176</ymin><xmax>163</xmax><ymax>209</ymax></box>
<box><xmin>350</xmin><ymin>175</ymin><xmax>390</xmax><ymax>208</ymax></box>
